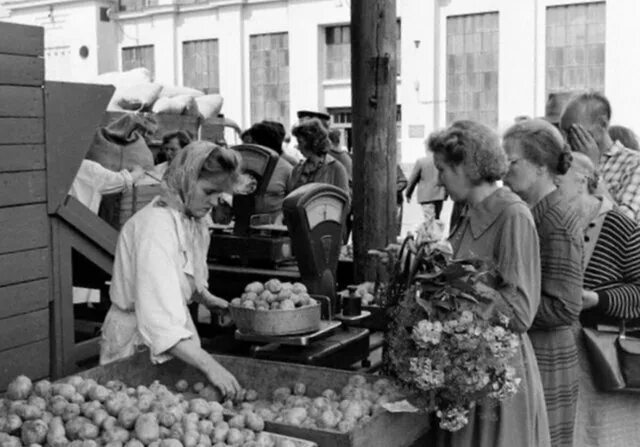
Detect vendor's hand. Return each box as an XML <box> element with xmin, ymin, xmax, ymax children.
<box><xmin>205</xmin><ymin>360</ymin><xmax>241</xmax><ymax>399</ymax></box>
<box><xmin>199</xmin><ymin>289</ymin><xmax>229</xmax><ymax>310</ymax></box>
<box><xmin>130</xmin><ymin>165</ymin><xmax>146</xmax><ymax>183</ymax></box>
<box><xmin>569</xmin><ymin>125</ymin><xmax>600</xmax><ymax>165</ymax></box>
<box><xmin>582</xmin><ymin>289</ymin><xmax>599</xmax><ymax>309</ymax></box>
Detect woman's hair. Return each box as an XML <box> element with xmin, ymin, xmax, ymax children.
<box><xmin>199</xmin><ymin>144</ymin><xmax>242</xmax><ymax>185</ymax></box>
<box><xmin>246</xmin><ymin>121</ymin><xmax>285</xmax><ymax>154</ymax></box>
<box><xmin>428</xmin><ymin>120</ymin><xmax>506</xmax><ymax>184</ymax></box>
<box><xmin>503</xmin><ymin>118</ymin><xmax>572</xmax><ymax>175</ymax></box>
<box><xmin>292</xmin><ymin>118</ymin><xmax>331</xmax><ymax>156</ymax></box>
<box><xmin>609</xmin><ymin>125</ymin><xmax>640</xmax><ymax>151</ymax></box>
<box><xmin>328</xmin><ymin>128</ymin><xmax>342</xmax><ymax>146</ymax></box>
<box><xmin>570</xmin><ymin>151</ymin><xmax>599</xmax><ymax>194</ymax></box>
<box><xmin>161</xmin><ymin>130</ymin><xmax>192</xmax><ymax>148</ymax></box>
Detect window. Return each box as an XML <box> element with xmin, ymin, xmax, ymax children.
<box><xmin>183</xmin><ymin>39</ymin><xmax>219</xmax><ymax>94</ymax></box>
<box><xmin>122</xmin><ymin>45</ymin><xmax>155</xmax><ymax>76</ymax></box>
<box><xmin>327</xmin><ymin>106</ymin><xmax>402</xmax><ymax>156</ymax></box>
<box><xmin>546</xmin><ymin>2</ymin><xmax>605</xmax><ymax>96</ymax></box>
<box><xmin>250</xmin><ymin>32</ymin><xmax>290</xmax><ymax>128</ymax></box>
<box><xmin>118</xmin><ymin>0</ymin><xmax>157</xmax><ymax>12</ymax></box>
<box><xmin>446</xmin><ymin>12</ymin><xmax>499</xmax><ymax>128</ymax></box>
<box><xmin>324</xmin><ymin>20</ymin><xmax>401</xmax><ymax>80</ymax></box>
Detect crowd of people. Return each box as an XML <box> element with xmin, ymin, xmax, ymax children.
<box><xmin>423</xmin><ymin>91</ymin><xmax>640</xmax><ymax>447</ymax></box>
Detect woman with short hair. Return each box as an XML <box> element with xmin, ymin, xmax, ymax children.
<box><xmin>503</xmin><ymin>118</ymin><xmax>584</xmax><ymax>447</ymax></box>
<box><xmin>430</xmin><ymin>120</ymin><xmax>550</xmax><ymax>447</ymax></box>
<box><xmin>286</xmin><ymin>118</ymin><xmax>349</xmax><ymax>195</ymax></box>
<box><xmin>558</xmin><ymin>151</ymin><xmax>640</xmax><ymax>447</ymax></box>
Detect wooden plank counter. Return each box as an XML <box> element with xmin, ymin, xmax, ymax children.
<box><xmin>79</xmin><ymin>351</ymin><xmax>431</xmax><ymax>447</ymax></box>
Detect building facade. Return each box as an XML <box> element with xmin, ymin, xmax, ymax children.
<box><xmin>2</xmin><ymin>0</ymin><xmax>638</xmax><ymax>162</ymax></box>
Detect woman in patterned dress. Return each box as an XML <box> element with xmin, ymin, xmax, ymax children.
<box><xmin>503</xmin><ymin>119</ymin><xmax>584</xmax><ymax>447</ymax></box>
<box><xmin>558</xmin><ymin>151</ymin><xmax>640</xmax><ymax>447</ymax></box>
<box><xmin>430</xmin><ymin>120</ymin><xmax>550</xmax><ymax>447</ymax></box>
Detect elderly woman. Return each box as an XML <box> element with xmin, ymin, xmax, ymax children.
<box><xmin>286</xmin><ymin>118</ymin><xmax>349</xmax><ymax>194</ymax></box>
<box><xmin>430</xmin><ymin>120</ymin><xmax>550</xmax><ymax>447</ymax></box>
<box><xmin>503</xmin><ymin>119</ymin><xmax>584</xmax><ymax>447</ymax></box>
<box><xmin>557</xmin><ymin>151</ymin><xmax>640</xmax><ymax>447</ymax></box>
<box><xmin>100</xmin><ymin>141</ymin><xmax>242</xmax><ymax>398</ymax></box>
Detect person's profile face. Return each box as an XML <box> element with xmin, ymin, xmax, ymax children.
<box><xmin>163</xmin><ymin>137</ymin><xmax>183</xmax><ymax>162</ymax></box>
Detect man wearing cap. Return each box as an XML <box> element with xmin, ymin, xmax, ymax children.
<box><xmin>560</xmin><ymin>91</ymin><xmax>640</xmax><ymax>222</ymax></box>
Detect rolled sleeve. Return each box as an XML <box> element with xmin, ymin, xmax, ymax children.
<box><xmin>133</xmin><ymin>218</ymin><xmax>194</xmax><ymax>358</ymax></box>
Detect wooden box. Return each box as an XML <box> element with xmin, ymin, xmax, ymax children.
<box><xmin>79</xmin><ymin>352</ymin><xmax>430</xmax><ymax>447</ymax></box>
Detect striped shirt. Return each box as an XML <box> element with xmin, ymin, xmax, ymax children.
<box><xmin>600</xmin><ymin>141</ymin><xmax>640</xmax><ymax>222</ymax></box>
<box><xmin>583</xmin><ymin>209</ymin><xmax>640</xmax><ymax>322</ymax></box>
<box><xmin>530</xmin><ymin>188</ymin><xmax>584</xmax><ymax>330</ymax></box>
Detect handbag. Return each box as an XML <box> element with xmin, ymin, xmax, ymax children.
<box><xmin>582</xmin><ymin>321</ymin><xmax>640</xmax><ymax>392</ymax></box>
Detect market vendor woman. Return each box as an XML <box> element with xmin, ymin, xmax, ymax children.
<box><xmin>100</xmin><ymin>141</ymin><xmax>242</xmax><ymax>398</ymax></box>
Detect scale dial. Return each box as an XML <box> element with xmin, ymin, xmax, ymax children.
<box><xmin>304</xmin><ymin>195</ymin><xmax>344</xmax><ymax>230</ymax></box>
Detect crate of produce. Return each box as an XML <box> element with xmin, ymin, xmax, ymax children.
<box><xmin>72</xmin><ymin>351</ymin><xmax>430</xmax><ymax>447</ymax></box>
<box><xmin>228</xmin><ymin>279</ymin><xmax>322</xmax><ymax>336</ymax></box>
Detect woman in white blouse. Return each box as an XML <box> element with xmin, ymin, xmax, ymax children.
<box><xmin>100</xmin><ymin>141</ymin><xmax>241</xmax><ymax>398</ymax></box>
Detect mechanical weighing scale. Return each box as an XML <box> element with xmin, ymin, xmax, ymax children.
<box><xmin>232</xmin><ymin>183</ymin><xmax>371</xmax><ymax>369</ymax></box>
<box><xmin>208</xmin><ymin>144</ymin><xmax>293</xmax><ymax>267</ymax></box>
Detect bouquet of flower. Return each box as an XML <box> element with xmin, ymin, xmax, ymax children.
<box><xmin>385</xmin><ymin>247</ymin><xmax>522</xmax><ymax>432</ymax></box>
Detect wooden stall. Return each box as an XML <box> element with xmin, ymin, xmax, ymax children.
<box><xmin>0</xmin><ymin>22</ymin><xmax>51</xmax><ymax>390</ymax></box>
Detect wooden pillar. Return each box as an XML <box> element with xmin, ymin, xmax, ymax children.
<box><xmin>351</xmin><ymin>0</ymin><xmax>398</xmax><ymax>281</ymax></box>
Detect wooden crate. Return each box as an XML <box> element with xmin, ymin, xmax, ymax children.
<box><xmin>0</xmin><ymin>21</ymin><xmax>50</xmax><ymax>391</ymax></box>
<box><xmin>79</xmin><ymin>352</ymin><xmax>430</xmax><ymax>447</ymax></box>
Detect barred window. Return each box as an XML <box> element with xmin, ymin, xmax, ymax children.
<box><xmin>122</xmin><ymin>45</ymin><xmax>155</xmax><ymax>76</ymax></box>
<box><xmin>183</xmin><ymin>39</ymin><xmax>220</xmax><ymax>94</ymax></box>
<box><xmin>446</xmin><ymin>12</ymin><xmax>499</xmax><ymax>127</ymax></box>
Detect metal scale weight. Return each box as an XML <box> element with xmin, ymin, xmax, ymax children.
<box><xmin>209</xmin><ymin>144</ymin><xmax>370</xmax><ymax>368</ymax></box>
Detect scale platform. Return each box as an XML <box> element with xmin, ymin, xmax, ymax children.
<box><xmin>234</xmin><ymin>320</ymin><xmax>342</xmax><ymax>346</ymax></box>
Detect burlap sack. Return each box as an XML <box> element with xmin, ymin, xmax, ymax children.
<box><xmin>158</xmin><ymin>85</ymin><xmax>204</xmax><ymax>98</ymax></box>
<box><xmin>152</xmin><ymin>95</ymin><xmax>199</xmax><ymax>116</ymax></box>
<box><xmin>114</xmin><ymin>82</ymin><xmax>162</xmax><ymax>111</ymax></box>
<box><xmin>195</xmin><ymin>94</ymin><xmax>224</xmax><ymax>120</ymax></box>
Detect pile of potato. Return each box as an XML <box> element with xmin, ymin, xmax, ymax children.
<box><xmin>340</xmin><ymin>283</ymin><xmax>377</xmax><ymax>307</ymax></box>
<box><xmin>230</xmin><ymin>280</ymin><xmax>317</xmax><ymax>311</ymax></box>
<box><xmin>0</xmin><ymin>375</ymin><xmax>290</xmax><ymax>447</ymax></box>
<box><xmin>221</xmin><ymin>375</ymin><xmax>403</xmax><ymax>434</ymax></box>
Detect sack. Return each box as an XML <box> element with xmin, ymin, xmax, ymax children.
<box><xmin>583</xmin><ymin>322</ymin><xmax>640</xmax><ymax>391</ymax></box>
<box><xmin>195</xmin><ymin>94</ymin><xmax>224</xmax><ymax>120</ymax></box>
<box><xmin>86</xmin><ymin>128</ymin><xmax>154</xmax><ymax>172</ymax></box>
<box><xmin>151</xmin><ymin>95</ymin><xmax>199</xmax><ymax>116</ymax></box>
<box><xmin>158</xmin><ymin>85</ymin><xmax>204</xmax><ymax>98</ymax></box>
<box><xmin>113</xmin><ymin>82</ymin><xmax>162</xmax><ymax>111</ymax></box>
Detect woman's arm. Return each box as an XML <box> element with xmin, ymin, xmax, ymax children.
<box><xmin>169</xmin><ymin>338</ymin><xmax>240</xmax><ymax>398</ymax></box>
<box><xmin>531</xmin><ymin>225</ymin><xmax>583</xmax><ymax>329</ymax></box>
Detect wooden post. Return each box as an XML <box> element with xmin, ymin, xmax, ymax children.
<box><xmin>351</xmin><ymin>0</ymin><xmax>397</xmax><ymax>282</ymax></box>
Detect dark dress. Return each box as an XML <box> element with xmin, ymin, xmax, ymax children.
<box><xmin>435</xmin><ymin>187</ymin><xmax>550</xmax><ymax>447</ymax></box>
<box><xmin>528</xmin><ymin>188</ymin><xmax>584</xmax><ymax>447</ymax></box>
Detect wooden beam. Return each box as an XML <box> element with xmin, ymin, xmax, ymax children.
<box><xmin>0</xmin><ymin>54</ymin><xmax>44</xmax><ymax>86</ymax></box>
<box><xmin>351</xmin><ymin>0</ymin><xmax>398</xmax><ymax>281</ymax></box>
<box><xmin>0</xmin><ymin>248</ymin><xmax>49</xmax><ymax>287</ymax></box>
<box><xmin>0</xmin><ymin>117</ymin><xmax>44</xmax><ymax>144</ymax></box>
<box><xmin>0</xmin><ymin>204</ymin><xmax>49</xmax><ymax>253</ymax></box>
<box><xmin>0</xmin><ymin>144</ymin><xmax>45</xmax><ymax>172</ymax></box>
<box><xmin>0</xmin><ymin>22</ymin><xmax>44</xmax><ymax>56</ymax></box>
<box><xmin>0</xmin><ymin>309</ymin><xmax>49</xmax><ymax>352</ymax></box>
<box><xmin>0</xmin><ymin>86</ymin><xmax>44</xmax><ymax>117</ymax></box>
<box><xmin>0</xmin><ymin>279</ymin><xmax>49</xmax><ymax>320</ymax></box>
<box><xmin>0</xmin><ymin>171</ymin><xmax>46</xmax><ymax>207</ymax></box>
<box><xmin>0</xmin><ymin>339</ymin><xmax>50</xmax><ymax>391</ymax></box>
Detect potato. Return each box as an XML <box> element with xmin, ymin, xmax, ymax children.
<box><xmin>254</xmin><ymin>432</ymin><xmax>275</xmax><ymax>447</ymax></box>
<box><xmin>175</xmin><ymin>380</ymin><xmax>189</xmax><ymax>393</ymax></box>
<box><xmin>65</xmin><ymin>416</ymin><xmax>88</xmax><ymax>439</ymax></box>
<box><xmin>192</xmin><ymin>382</ymin><xmax>205</xmax><ymax>393</ymax></box>
<box><xmin>271</xmin><ymin>388</ymin><xmax>291</xmax><ymax>404</ymax></box>
<box><xmin>117</xmin><ymin>406</ymin><xmax>141</xmax><ymax>429</ymax></box>
<box><xmin>241</xmin><ymin>428</ymin><xmax>256</xmax><ymax>442</ymax></box>
<box><xmin>169</xmin><ymin>422</ymin><xmax>184</xmax><ymax>440</ymax></box>
<box><xmin>52</xmin><ymin>383</ymin><xmax>77</xmax><ymax>401</ymax></box>
<box><xmin>277</xmin><ymin>289</ymin><xmax>292</xmax><ymax>301</ymax></box>
<box><xmin>14</xmin><ymin>403</ymin><xmax>42</xmax><ymax>420</ymax></box>
<box><xmin>264</xmin><ymin>279</ymin><xmax>282</xmax><ymax>294</ymax></box>
<box><xmin>46</xmin><ymin>416</ymin><xmax>68</xmax><ymax>447</ymax></box>
<box><xmin>225</xmin><ymin>427</ymin><xmax>244</xmax><ymax>446</ymax></box>
<box><xmin>102</xmin><ymin>426</ymin><xmax>130</xmax><ymax>444</ymax></box>
<box><xmin>198</xmin><ymin>433</ymin><xmax>212</xmax><ymax>447</ymax></box>
<box><xmin>80</xmin><ymin>401</ymin><xmax>102</xmax><ymax>419</ymax></box>
<box><xmin>102</xmin><ymin>416</ymin><xmax>118</xmax><ymax>431</ymax></box>
<box><xmin>242</xmin><ymin>300</ymin><xmax>256</xmax><ymax>309</ymax></box>
<box><xmin>137</xmin><ymin>393</ymin><xmax>154</xmax><ymax>412</ymax></box>
<box><xmin>292</xmin><ymin>383</ymin><xmax>306</xmax><ymax>396</ymax></box>
<box><xmin>230</xmin><ymin>297</ymin><xmax>242</xmax><ymax>307</ymax></box>
<box><xmin>33</xmin><ymin>380</ymin><xmax>52</xmax><ymax>399</ymax></box>
<box><xmin>91</xmin><ymin>409</ymin><xmax>109</xmax><ymax>428</ymax></box>
<box><xmin>244</xmin><ymin>282</ymin><xmax>264</xmax><ymax>294</ymax></box>
<box><xmin>244</xmin><ymin>389</ymin><xmax>259</xmax><ymax>402</ymax></box>
<box><xmin>105</xmin><ymin>393</ymin><xmax>130</xmax><ymax>416</ymax></box>
<box><xmin>348</xmin><ymin>375</ymin><xmax>367</xmax><ymax>388</ymax></box>
<box><xmin>282</xmin><ymin>407</ymin><xmax>307</xmax><ymax>426</ymax></box>
<box><xmin>279</xmin><ymin>300</ymin><xmax>295</xmax><ymax>310</ymax></box>
<box><xmin>338</xmin><ymin>419</ymin><xmax>357</xmax><ymax>433</ymax></box>
<box><xmin>20</xmin><ymin>419</ymin><xmax>47</xmax><ymax>444</ymax></box>
<box><xmin>135</xmin><ymin>413</ymin><xmax>160</xmax><ymax>444</ymax></box>
<box><xmin>87</xmin><ymin>385</ymin><xmax>110</xmax><ymax>403</ymax></box>
<box><xmin>105</xmin><ymin>380</ymin><xmax>127</xmax><ymax>392</ymax></box>
<box><xmin>78</xmin><ymin>421</ymin><xmax>99</xmax><ymax>440</ymax></box>
<box><xmin>62</xmin><ymin>403</ymin><xmax>81</xmax><ymax>422</ymax></box>
<box><xmin>291</xmin><ymin>283</ymin><xmax>307</xmax><ymax>294</ymax></box>
<box><xmin>321</xmin><ymin>389</ymin><xmax>338</xmax><ymax>401</ymax></box>
<box><xmin>75</xmin><ymin>379</ymin><xmax>97</xmax><ymax>398</ymax></box>
<box><xmin>208</xmin><ymin>411</ymin><xmax>223</xmax><ymax>425</ymax></box>
<box><xmin>158</xmin><ymin>411</ymin><xmax>177</xmax><ymax>428</ymax></box>
<box><xmin>227</xmin><ymin>414</ymin><xmax>245</xmax><ymax>429</ymax></box>
<box><xmin>6</xmin><ymin>375</ymin><xmax>33</xmax><ymax>401</ymax></box>
<box><xmin>245</xmin><ymin>413</ymin><xmax>264</xmax><ymax>432</ymax></box>
<box><xmin>182</xmin><ymin>430</ymin><xmax>199</xmax><ymax>447</ymax></box>
<box><xmin>66</xmin><ymin>376</ymin><xmax>84</xmax><ymax>389</ymax></box>
<box><xmin>125</xmin><ymin>440</ymin><xmax>144</xmax><ymax>447</ymax></box>
<box><xmin>188</xmin><ymin>398</ymin><xmax>210</xmax><ymax>418</ymax></box>
<box><xmin>211</xmin><ymin>421</ymin><xmax>229</xmax><ymax>443</ymax></box>
<box><xmin>159</xmin><ymin>440</ymin><xmax>184</xmax><ymax>447</ymax></box>
<box><xmin>244</xmin><ymin>292</ymin><xmax>259</xmax><ymax>302</ymax></box>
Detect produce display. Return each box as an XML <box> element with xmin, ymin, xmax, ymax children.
<box><xmin>340</xmin><ymin>282</ymin><xmax>381</xmax><ymax>307</ymax></box>
<box><xmin>0</xmin><ymin>375</ymin><xmax>307</xmax><ymax>447</ymax></box>
<box><xmin>230</xmin><ymin>280</ymin><xmax>317</xmax><ymax>311</ymax></box>
<box><xmin>217</xmin><ymin>375</ymin><xmax>404</xmax><ymax>434</ymax></box>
